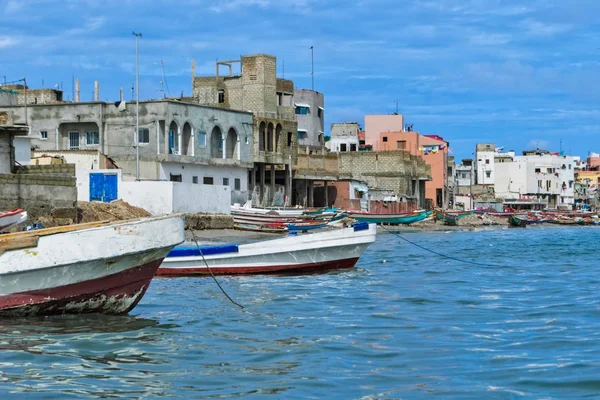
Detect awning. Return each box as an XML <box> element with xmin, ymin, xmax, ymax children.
<box><xmin>318</xmin><ymin>106</ymin><xmax>325</xmax><ymax>111</ymax></box>
<box><xmin>294</xmin><ymin>103</ymin><xmax>311</xmax><ymax>108</ymax></box>
<box><xmin>297</xmin><ymin>129</ymin><xmax>308</xmax><ymax>132</ymax></box>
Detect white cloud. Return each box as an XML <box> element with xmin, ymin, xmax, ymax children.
<box><xmin>521</xmin><ymin>18</ymin><xmax>572</xmax><ymax>36</ymax></box>
<box><xmin>0</xmin><ymin>36</ymin><xmax>19</xmax><ymax>48</ymax></box>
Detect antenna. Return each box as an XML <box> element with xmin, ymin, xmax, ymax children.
<box><xmin>161</xmin><ymin>59</ymin><xmax>171</xmax><ymax>98</ymax></box>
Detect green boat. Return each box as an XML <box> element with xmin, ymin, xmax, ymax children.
<box><xmin>347</xmin><ymin>210</ymin><xmax>431</xmax><ymax>225</ymax></box>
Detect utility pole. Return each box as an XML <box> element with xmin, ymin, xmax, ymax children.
<box><xmin>23</xmin><ymin>77</ymin><xmax>27</xmax><ymax>126</ymax></box>
<box><xmin>133</xmin><ymin>31</ymin><xmax>142</xmax><ymax>181</ymax></box>
<box><xmin>310</xmin><ymin>46</ymin><xmax>314</xmax><ymax>90</ymax></box>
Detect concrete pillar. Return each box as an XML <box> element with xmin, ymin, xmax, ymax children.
<box><xmin>270</xmin><ymin>164</ymin><xmax>275</xmax><ymax>206</ymax></box>
<box><xmin>222</xmin><ymin>134</ymin><xmax>226</xmax><ymax>160</ymax></box>
<box><xmin>177</xmin><ymin>125</ymin><xmax>182</xmax><ymax>155</ymax></box>
<box><xmin>75</xmin><ymin>79</ymin><xmax>80</xmax><ymax>102</ymax></box>
<box><xmin>94</xmin><ymin>81</ymin><xmax>99</xmax><ymax>101</ymax></box>
<box><xmin>324</xmin><ymin>181</ymin><xmax>329</xmax><ymax>207</ymax></box>
<box><xmin>260</xmin><ymin>163</ymin><xmax>266</xmax><ymax>206</ymax></box>
<box><xmin>284</xmin><ymin>164</ymin><xmax>290</xmax><ymax>206</ymax></box>
<box><xmin>308</xmin><ymin>180</ymin><xmax>314</xmax><ymax>207</ymax></box>
<box><xmin>156</xmin><ymin>120</ymin><xmax>161</xmax><ymax>155</ymax></box>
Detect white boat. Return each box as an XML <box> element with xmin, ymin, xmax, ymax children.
<box><xmin>0</xmin><ymin>215</ymin><xmax>184</xmax><ymax>316</ymax></box>
<box><xmin>158</xmin><ymin>222</ymin><xmax>377</xmax><ymax>276</ymax></box>
<box><xmin>0</xmin><ymin>209</ymin><xmax>28</xmax><ymax>233</ymax></box>
<box><xmin>231</xmin><ymin>201</ymin><xmax>306</xmax><ymax>218</ymax></box>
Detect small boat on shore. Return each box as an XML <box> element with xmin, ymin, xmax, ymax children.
<box><xmin>0</xmin><ymin>209</ymin><xmax>28</xmax><ymax>233</ymax></box>
<box><xmin>0</xmin><ymin>215</ymin><xmax>184</xmax><ymax>316</ymax></box>
<box><xmin>158</xmin><ymin>222</ymin><xmax>377</xmax><ymax>276</ymax></box>
<box><xmin>508</xmin><ymin>214</ymin><xmax>528</xmax><ymax>228</ymax></box>
<box><xmin>346</xmin><ymin>210</ymin><xmax>430</xmax><ymax>225</ymax></box>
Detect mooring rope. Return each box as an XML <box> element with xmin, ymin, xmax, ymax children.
<box><xmin>190</xmin><ymin>231</ymin><xmax>245</xmax><ymax>309</ymax></box>
<box><xmin>380</xmin><ymin>225</ymin><xmax>512</xmax><ymax>268</ymax></box>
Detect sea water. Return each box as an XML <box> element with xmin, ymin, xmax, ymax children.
<box><xmin>0</xmin><ymin>226</ymin><xmax>599</xmax><ymax>399</ymax></box>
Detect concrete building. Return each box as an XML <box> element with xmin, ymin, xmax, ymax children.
<box><xmin>0</xmin><ymin>100</ymin><xmax>254</xmax><ymax>204</ymax></box>
<box><xmin>495</xmin><ymin>150</ymin><xmax>576</xmax><ymax>209</ymax></box>
<box><xmin>192</xmin><ymin>54</ymin><xmax>297</xmax><ymax>206</ymax></box>
<box><xmin>1</xmin><ymin>84</ymin><xmax>64</xmax><ymax>105</ymax></box>
<box><xmin>377</xmin><ymin>131</ymin><xmax>449</xmax><ymax>208</ymax></box>
<box><xmin>329</xmin><ymin>122</ymin><xmax>360</xmax><ymax>153</ymax></box>
<box><xmin>455</xmin><ymin>159</ymin><xmax>475</xmax><ymax>187</ymax></box>
<box><xmin>364</xmin><ymin>114</ymin><xmax>404</xmax><ymax>151</ymax></box>
<box><xmin>294</xmin><ymin>89</ymin><xmax>324</xmax><ymax>147</ymax></box>
<box><xmin>475</xmin><ymin>143</ymin><xmax>495</xmax><ymax>185</ymax></box>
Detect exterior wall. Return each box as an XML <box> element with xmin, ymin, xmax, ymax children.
<box><xmin>120</xmin><ymin>181</ymin><xmax>231</xmax><ymax>215</ymax></box>
<box><xmin>330</xmin><ymin>122</ymin><xmax>360</xmax><ymax>152</ymax></box>
<box><xmin>378</xmin><ymin>131</ymin><xmax>448</xmax><ymax>207</ymax></box>
<box><xmin>0</xmin><ymin>89</ymin><xmax>18</xmax><ymax>106</ymax></box>
<box><xmin>475</xmin><ymin>144</ymin><xmax>495</xmax><ymax>185</ymax></box>
<box><xmin>76</xmin><ymin>169</ymin><xmax>123</xmax><ymax>202</ymax></box>
<box><xmin>0</xmin><ymin>100</ymin><xmax>254</xmax><ymax>181</ymax></box>
<box><xmin>0</xmin><ymin>164</ymin><xmax>77</xmax><ymax>220</ymax></box>
<box><xmin>13</xmin><ymin>137</ymin><xmax>32</xmax><ymax>165</ymax></box>
<box><xmin>1</xmin><ymin>85</ymin><xmax>63</xmax><ymax>105</ymax></box>
<box><xmin>0</xmin><ymin>133</ymin><xmax>11</xmax><ymax>174</ymax></box>
<box><xmin>364</xmin><ymin>114</ymin><xmax>404</xmax><ymax>151</ymax></box>
<box><xmin>294</xmin><ymin>89</ymin><xmax>324</xmax><ymax>147</ymax></box>
<box><xmin>33</xmin><ymin>150</ymin><xmax>105</xmax><ymax>170</ymax></box>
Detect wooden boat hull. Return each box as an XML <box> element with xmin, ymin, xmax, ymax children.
<box><xmin>508</xmin><ymin>215</ymin><xmax>527</xmax><ymax>227</ymax></box>
<box><xmin>0</xmin><ymin>209</ymin><xmax>27</xmax><ymax>232</ymax></box>
<box><xmin>158</xmin><ymin>223</ymin><xmax>377</xmax><ymax>276</ymax></box>
<box><xmin>0</xmin><ymin>215</ymin><xmax>184</xmax><ymax>316</ymax></box>
<box><xmin>346</xmin><ymin>211</ymin><xmax>429</xmax><ymax>225</ymax></box>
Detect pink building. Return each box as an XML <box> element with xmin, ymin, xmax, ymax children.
<box><xmin>379</xmin><ymin>131</ymin><xmax>449</xmax><ymax>207</ymax></box>
<box><xmin>364</xmin><ymin>114</ymin><xmax>404</xmax><ymax>151</ymax></box>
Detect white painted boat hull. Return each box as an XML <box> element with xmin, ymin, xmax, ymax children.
<box><xmin>0</xmin><ymin>210</ymin><xmax>27</xmax><ymax>233</ymax></box>
<box><xmin>158</xmin><ymin>223</ymin><xmax>377</xmax><ymax>276</ymax></box>
<box><xmin>0</xmin><ymin>215</ymin><xmax>184</xmax><ymax>316</ymax></box>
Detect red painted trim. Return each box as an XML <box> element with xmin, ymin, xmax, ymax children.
<box><xmin>0</xmin><ymin>209</ymin><xmax>23</xmax><ymax>218</ymax></box>
<box><xmin>0</xmin><ymin>258</ymin><xmax>164</xmax><ymax>316</ymax></box>
<box><xmin>157</xmin><ymin>257</ymin><xmax>360</xmax><ymax>277</ymax></box>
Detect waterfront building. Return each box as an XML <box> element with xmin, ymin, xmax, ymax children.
<box><xmin>329</xmin><ymin>122</ymin><xmax>360</xmax><ymax>153</ymax></box>
<box><xmin>475</xmin><ymin>143</ymin><xmax>495</xmax><ymax>185</ymax></box>
<box><xmin>294</xmin><ymin>89</ymin><xmax>324</xmax><ymax>147</ymax></box>
<box><xmin>364</xmin><ymin>114</ymin><xmax>404</xmax><ymax>151</ymax></box>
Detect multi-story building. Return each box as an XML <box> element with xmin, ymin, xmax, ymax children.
<box><xmin>475</xmin><ymin>143</ymin><xmax>495</xmax><ymax>184</ymax></box>
<box><xmin>455</xmin><ymin>159</ymin><xmax>475</xmax><ymax>187</ymax></box>
<box><xmin>192</xmin><ymin>54</ymin><xmax>297</xmax><ymax>206</ymax></box>
<box><xmin>329</xmin><ymin>122</ymin><xmax>360</xmax><ymax>153</ymax></box>
<box><xmin>0</xmin><ymin>100</ymin><xmax>254</xmax><ymax>203</ymax></box>
<box><xmin>294</xmin><ymin>89</ymin><xmax>324</xmax><ymax>147</ymax></box>
<box><xmin>377</xmin><ymin>130</ymin><xmax>449</xmax><ymax>207</ymax></box>
<box><xmin>495</xmin><ymin>149</ymin><xmax>576</xmax><ymax>209</ymax></box>
<box><xmin>364</xmin><ymin>114</ymin><xmax>404</xmax><ymax>151</ymax></box>
<box><xmin>1</xmin><ymin>84</ymin><xmax>64</xmax><ymax>105</ymax></box>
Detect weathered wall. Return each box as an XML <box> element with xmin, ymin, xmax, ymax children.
<box><xmin>0</xmin><ymin>133</ymin><xmax>11</xmax><ymax>174</ymax></box>
<box><xmin>13</xmin><ymin>137</ymin><xmax>32</xmax><ymax>165</ymax></box>
<box><xmin>0</xmin><ymin>164</ymin><xmax>77</xmax><ymax>220</ymax></box>
<box><xmin>294</xmin><ymin>89</ymin><xmax>324</xmax><ymax>147</ymax></box>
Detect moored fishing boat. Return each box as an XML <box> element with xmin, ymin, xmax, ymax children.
<box><xmin>0</xmin><ymin>209</ymin><xmax>28</xmax><ymax>233</ymax></box>
<box><xmin>158</xmin><ymin>222</ymin><xmax>377</xmax><ymax>276</ymax></box>
<box><xmin>508</xmin><ymin>214</ymin><xmax>528</xmax><ymax>228</ymax></box>
<box><xmin>0</xmin><ymin>215</ymin><xmax>184</xmax><ymax>316</ymax></box>
<box><xmin>437</xmin><ymin>210</ymin><xmax>473</xmax><ymax>226</ymax></box>
<box><xmin>346</xmin><ymin>210</ymin><xmax>430</xmax><ymax>225</ymax></box>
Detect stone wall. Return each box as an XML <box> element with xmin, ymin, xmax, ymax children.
<box><xmin>0</xmin><ymin>164</ymin><xmax>77</xmax><ymax>221</ymax></box>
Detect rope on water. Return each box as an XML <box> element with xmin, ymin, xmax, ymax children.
<box><xmin>190</xmin><ymin>231</ymin><xmax>245</xmax><ymax>309</ymax></box>
<box><xmin>380</xmin><ymin>225</ymin><xmax>512</xmax><ymax>268</ymax></box>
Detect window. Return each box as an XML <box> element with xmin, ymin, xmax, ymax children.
<box><xmin>287</xmin><ymin>132</ymin><xmax>293</xmax><ymax>147</ymax></box>
<box><xmin>298</xmin><ymin>130</ymin><xmax>308</xmax><ymax>139</ymax></box>
<box><xmin>535</xmin><ymin>168</ymin><xmax>541</xmax><ymax>173</ymax></box>
<box><xmin>68</xmin><ymin>131</ymin><xmax>80</xmax><ymax>150</ymax></box>
<box><xmin>382</xmin><ymin>137</ymin><xmax>388</xmax><ymax>142</ymax></box>
<box><xmin>486</xmin><ymin>171</ymin><xmax>491</xmax><ymax>178</ymax></box>
<box><xmin>234</xmin><ymin>178</ymin><xmax>241</xmax><ymax>191</ymax></box>
<box><xmin>485</xmin><ymin>159</ymin><xmax>490</xmax><ymax>164</ymax></box>
<box><xmin>486</xmin><ymin>145</ymin><xmax>491</xmax><ymax>150</ymax></box>
<box><xmin>350</xmin><ymin>144</ymin><xmax>357</xmax><ymax>152</ymax></box>
<box><xmin>170</xmin><ymin>174</ymin><xmax>182</xmax><ymax>182</ymax></box>
<box><xmin>40</xmin><ymin>131</ymin><xmax>48</xmax><ymax>140</ymax></box>
<box><xmin>547</xmin><ymin>168</ymin><xmax>553</xmax><ymax>173</ymax></box>
<box><xmin>203</xmin><ymin>177</ymin><xmax>214</xmax><ymax>185</ymax></box>
<box><xmin>397</xmin><ymin>140</ymin><xmax>406</xmax><ymax>150</ymax></box>
<box><xmin>568</xmin><ymin>164</ymin><xmax>572</xmax><ymax>170</ymax></box>
<box><xmin>198</xmin><ymin>131</ymin><xmax>206</xmax><ymax>147</ymax></box>
<box><xmin>218</xmin><ymin>90</ymin><xmax>225</xmax><ymax>104</ymax></box>
<box><xmin>538</xmin><ymin>180</ymin><xmax>542</xmax><ymax>188</ymax></box>
<box><xmin>245</xmin><ymin>136</ymin><xmax>249</xmax><ymax>145</ymax></box>
<box><xmin>86</xmin><ymin>131</ymin><xmax>99</xmax><ymax>145</ymax></box>
<box><xmin>546</xmin><ymin>180</ymin><xmax>551</xmax><ymax>190</ymax></box>
<box><xmin>318</xmin><ymin>108</ymin><xmax>323</xmax><ymax>118</ymax></box>
<box><xmin>223</xmin><ymin>177</ymin><xmax>229</xmax><ymax>186</ymax></box>
<box><xmin>138</xmin><ymin>128</ymin><xmax>150</xmax><ymax>144</ymax></box>
<box><xmin>192</xmin><ymin>176</ymin><xmax>198</xmax><ymax>184</ymax></box>
<box><xmin>295</xmin><ymin>106</ymin><xmax>309</xmax><ymax>115</ymax></box>
<box><xmin>318</xmin><ymin>134</ymin><xmax>324</xmax><ymax>144</ymax></box>
<box><xmin>340</xmin><ymin>143</ymin><xmax>347</xmax><ymax>152</ymax></box>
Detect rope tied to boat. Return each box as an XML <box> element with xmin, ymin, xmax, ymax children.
<box><xmin>380</xmin><ymin>225</ymin><xmax>513</xmax><ymax>268</ymax></box>
<box><xmin>190</xmin><ymin>230</ymin><xmax>245</xmax><ymax>310</ymax></box>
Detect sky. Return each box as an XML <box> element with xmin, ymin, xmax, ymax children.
<box><xmin>2</xmin><ymin>0</ymin><xmax>600</xmax><ymax>161</ymax></box>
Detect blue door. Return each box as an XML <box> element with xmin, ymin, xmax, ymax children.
<box><xmin>89</xmin><ymin>173</ymin><xmax>118</xmax><ymax>202</ymax></box>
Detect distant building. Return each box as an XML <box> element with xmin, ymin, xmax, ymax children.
<box><xmin>495</xmin><ymin>149</ymin><xmax>576</xmax><ymax>210</ymax></box>
<box><xmin>192</xmin><ymin>54</ymin><xmax>297</xmax><ymax>206</ymax></box>
<box><xmin>455</xmin><ymin>159</ymin><xmax>475</xmax><ymax>187</ymax></box>
<box><xmin>475</xmin><ymin>143</ymin><xmax>495</xmax><ymax>185</ymax></box>
<box><xmin>377</xmin><ymin>130</ymin><xmax>449</xmax><ymax>208</ymax></box>
<box><xmin>329</xmin><ymin>122</ymin><xmax>360</xmax><ymax>152</ymax></box>
<box><xmin>1</xmin><ymin>84</ymin><xmax>64</xmax><ymax>105</ymax></box>
<box><xmin>294</xmin><ymin>89</ymin><xmax>324</xmax><ymax>147</ymax></box>
<box><xmin>364</xmin><ymin>114</ymin><xmax>404</xmax><ymax>151</ymax></box>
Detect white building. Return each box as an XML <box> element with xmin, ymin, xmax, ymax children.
<box><xmin>475</xmin><ymin>143</ymin><xmax>495</xmax><ymax>184</ymax></box>
<box><xmin>495</xmin><ymin>150</ymin><xmax>576</xmax><ymax>209</ymax></box>
<box><xmin>329</xmin><ymin>122</ymin><xmax>360</xmax><ymax>153</ymax></box>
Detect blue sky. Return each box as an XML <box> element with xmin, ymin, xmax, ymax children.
<box><xmin>2</xmin><ymin>0</ymin><xmax>599</xmax><ymax>161</ymax></box>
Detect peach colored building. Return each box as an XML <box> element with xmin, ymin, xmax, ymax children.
<box><xmin>379</xmin><ymin>131</ymin><xmax>449</xmax><ymax>207</ymax></box>
<box><xmin>364</xmin><ymin>114</ymin><xmax>404</xmax><ymax>151</ymax></box>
